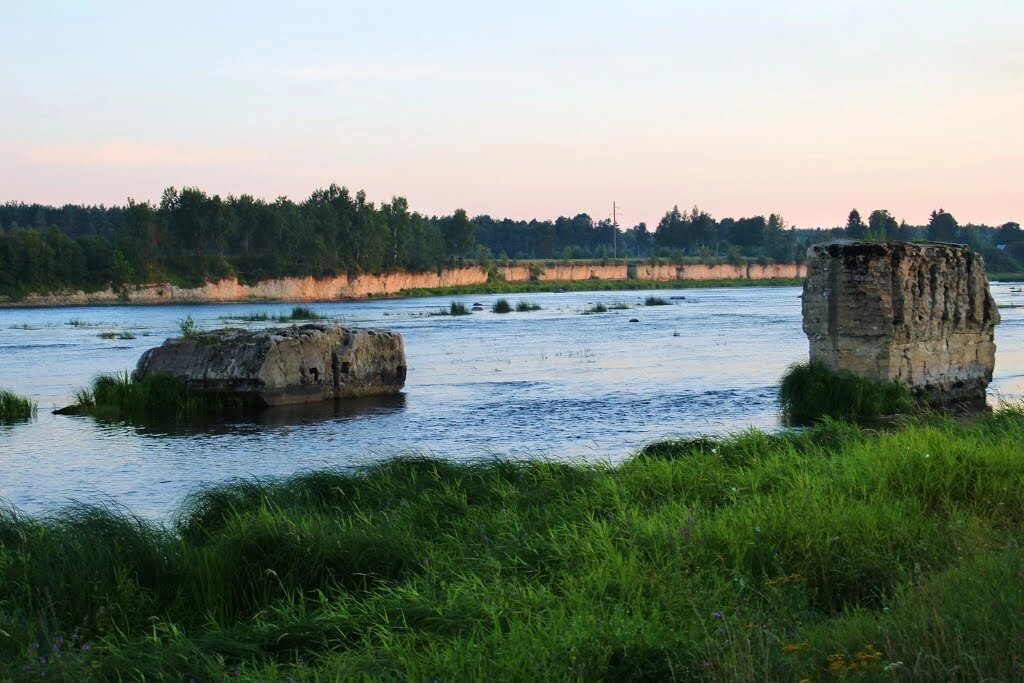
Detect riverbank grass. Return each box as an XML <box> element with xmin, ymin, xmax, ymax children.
<box><xmin>0</xmin><ymin>388</ymin><xmax>35</xmax><ymax>421</ymax></box>
<box><xmin>398</xmin><ymin>277</ymin><xmax>803</xmax><ymax>298</ymax></box>
<box><xmin>779</xmin><ymin>362</ymin><xmax>915</xmax><ymax>424</ymax></box>
<box><xmin>2</xmin><ymin>410</ymin><xmax>1022</xmax><ymax>679</ymax></box>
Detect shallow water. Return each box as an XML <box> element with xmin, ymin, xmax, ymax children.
<box><xmin>2</xmin><ymin>283</ymin><xmax>1022</xmax><ymax>517</ymax></box>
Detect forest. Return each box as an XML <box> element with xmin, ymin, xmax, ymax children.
<box><xmin>0</xmin><ymin>185</ymin><xmax>1021</xmax><ymax>297</ymax></box>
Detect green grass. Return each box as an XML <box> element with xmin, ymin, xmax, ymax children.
<box><xmin>431</xmin><ymin>302</ymin><xmax>471</xmax><ymax>316</ymax></box>
<box><xmin>220</xmin><ymin>312</ymin><xmax>273</xmax><ymax>321</ymax></box>
<box><xmin>515</xmin><ymin>301</ymin><xmax>542</xmax><ymax>312</ymax></box>
<box><xmin>1</xmin><ymin>411</ymin><xmax>1023</xmax><ymax>679</ymax></box>
<box><xmin>399</xmin><ymin>277</ymin><xmax>803</xmax><ymax>298</ymax></box>
<box><xmin>219</xmin><ymin>307</ymin><xmax>325</xmax><ymax>324</ymax></box>
<box><xmin>492</xmin><ymin>298</ymin><xmax>513</xmax><ymax>313</ymax></box>
<box><xmin>288</xmin><ymin>306</ymin><xmax>323</xmax><ymax>320</ymax></box>
<box><xmin>0</xmin><ymin>388</ymin><xmax>36</xmax><ymax>422</ymax></box>
<box><xmin>582</xmin><ymin>303</ymin><xmax>608</xmax><ymax>314</ymax></box>
<box><xmin>65</xmin><ymin>372</ymin><xmax>244</xmax><ymax>421</ymax></box>
<box><xmin>644</xmin><ymin>295</ymin><xmax>670</xmax><ymax>306</ymax></box>
<box><xmin>97</xmin><ymin>330</ymin><xmax>137</xmax><ymax>340</ymax></box>
<box><xmin>987</xmin><ymin>272</ymin><xmax>1024</xmax><ymax>282</ymax></box>
<box><xmin>779</xmin><ymin>362</ymin><xmax>915</xmax><ymax>425</ymax></box>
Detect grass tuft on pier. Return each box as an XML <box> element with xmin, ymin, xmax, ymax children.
<box><xmin>68</xmin><ymin>372</ymin><xmax>243</xmax><ymax>420</ymax></box>
<box><xmin>2</xmin><ymin>408</ymin><xmax>1023</xmax><ymax>679</ymax></box>
<box><xmin>779</xmin><ymin>361</ymin><xmax>915</xmax><ymax>425</ymax></box>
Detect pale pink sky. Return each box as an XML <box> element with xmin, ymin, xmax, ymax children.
<box><xmin>1</xmin><ymin>1</ymin><xmax>1021</xmax><ymax>228</ymax></box>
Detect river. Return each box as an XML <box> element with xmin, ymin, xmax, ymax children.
<box><xmin>2</xmin><ymin>284</ymin><xmax>1022</xmax><ymax>518</ymax></box>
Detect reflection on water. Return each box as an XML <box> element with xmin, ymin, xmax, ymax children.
<box><xmin>1</xmin><ymin>283</ymin><xmax>1022</xmax><ymax>517</ymax></box>
<box><xmin>81</xmin><ymin>394</ymin><xmax>409</xmax><ymax>437</ymax></box>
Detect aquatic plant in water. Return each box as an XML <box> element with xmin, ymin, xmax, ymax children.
<box><xmin>0</xmin><ymin>388</ymin><xmax>36</xmax><ymax>421</ymax></box>
<box><xmin>779</xmin><ymin>361</ymin><xmax>914</xmax><ymax>424</ymax></box>
<box><xmin>492</xmin><ymin>299</ymin><xmax>513</xmax><ymax>313</ymax></box>
<box><xmin>67</xmin><ymin>372</ymin><xmax>242</xmax><ymax>421</ymax></box>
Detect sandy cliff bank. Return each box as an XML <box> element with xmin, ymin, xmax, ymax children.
<box><xmin>0</xmin><ymin>262</ymin><xmax>805</xmax><ymax>307</ymax></box>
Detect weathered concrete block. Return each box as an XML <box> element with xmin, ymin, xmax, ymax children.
<box><xmin>803</xmin><ymin>240</ymin><xmax>999</xmax><ymax>406</ymax></box>
<box><xmin>133</xmin><ymin>323</ymin><xmax>406</xmax><ymax>406</ymax></box>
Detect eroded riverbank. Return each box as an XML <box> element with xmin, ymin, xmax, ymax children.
<box><xmin>0</xmin><ymin>262</ymin><xmax>805</xmax><ymax>307</ymax></box>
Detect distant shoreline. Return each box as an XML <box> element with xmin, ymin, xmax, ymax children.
<box><xmin>0</xmin><ymin>262</ymin><xmax>806</xmax><ymax>309</ymax></box>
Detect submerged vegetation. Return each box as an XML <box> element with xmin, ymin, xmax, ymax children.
<box><xmin>67</xmin><ymin>372</ymin><xmax>242</xmax><ymax>421</ymax></box>
<box><xmin>0</xmin><ymin>388</ymin><xmax>35</xmax><ymax>422</ymax></box>
<box><xmin>779</xmin><ymin>362</ymin><xmax>915</xmax><ymax>425</ymax></box>
<box><xmin>97</xmin><ymin>330</ymin><xmax>136</xmax><ymax>340</ymax></box>
<box><xmin>1</xmin><ymin>411</ymin><xmax>1023</xmax><ymax>679</ymax></box>
<box><xmin>220</xmin><ymin>306</ymin><xmax>326</xmax><ymax>324</ymax></box>
<box><xmin>491</xmin><ymin>298</ymin><xmax>513</xmax><ymax>313</ymax></box>
<box><xmin>288</xmin><ymin>306</ymin><xmax>323</xmax><ymax>320</ymax></box>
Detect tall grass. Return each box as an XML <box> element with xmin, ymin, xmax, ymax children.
<box><xmin>68</xmin><ymin>372</ymin><xmax>243</xmax><ymax>420</ymax></box>
<box><xmin>288</xmin><ymin>306</ymin><xmax>323</xmax><ymax>320</ymax></box>
<box><xmin>644</xmin><ymin>295</ymin><xmax>670</xmax><ymax>305</ymax></box>
<box><xmin>0</xmin><ymin>388</ymin><xmax>35</xmax><ymax>421</ymax></box>
<box><xmin>515</xmin><ymin>301</ymin><xmax>542</xmax><ymax>312</ymax></box>
<box><xmin>491</xmin><ymin>298</ymin><xmax>513</xmax><ymax>313</ymax></box>
<box><xmin>2</xmin><ymin>411</ymin><xmax>1023</xmax><ymax>679</ymax></box>
<box><xmin>779</xmin><ymin>361</ymin><xmax>915</xmax><ymax>424</ymax></box>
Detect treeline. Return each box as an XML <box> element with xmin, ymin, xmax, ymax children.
<box><xmin>0</xmin><ymin>185</ymin><xmax>1021</xmax><ymax>296</ymax></box>
<box><xmin>0</xmin><ymin>185</ymin><xmax>474</xmax><ymax>296</ymax></box>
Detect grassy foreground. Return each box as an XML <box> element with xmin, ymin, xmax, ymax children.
<box><xmin>397</xmin><ymin>277</ymin><xmax>802</xmax><ymax>297</ymax></box>
<box><xmin>2</xmin><ymin>413</ymin><xmax>1023</xmax><ymax>680</ymax></box>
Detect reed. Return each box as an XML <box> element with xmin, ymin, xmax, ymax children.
<box><xmin>779</xmin><ymin>361</ymin><xmax>915</xmax><ymax>424</ymax></box>
<box><xmin>0</xmin><ymin>388</ymin><xmax>35</xmax><ymax>421</ymax></box>
<box><xmin>491</xmin><ymin>298</ymin><xmax>513</xmax><ymax>313</ymax></box>
<box><xmin>68</xmin><ymin>372</ymin><xmax>242</xmax><ymax>420</ymax></box>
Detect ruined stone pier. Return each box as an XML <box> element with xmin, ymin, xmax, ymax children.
<box><xmin>133</xmin><ymin>323</ymin><xmax>406</xmax><ymax>407</ymax></box>
<box><xmin>802</xmin><ymin>240</ymin><xmax>999</xmax><ymax>406</ymax></box>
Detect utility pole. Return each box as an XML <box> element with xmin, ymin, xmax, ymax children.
<box><xmin>612</xmin><ymin>201</ymin><xmax>618</xmax><ymax>259</ymax></box>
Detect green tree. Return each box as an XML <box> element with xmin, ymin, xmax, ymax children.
<box><xmin>444</xmin><ymin>208</ymin><xmax>475</xmax><ymax>263</ymax></box>
<box><xmin>927</xmin><ymin>209</ymin><xmax>958</xmax><ymax>242</ymax></box>
<box><xmin>868</xmin><ymin>210</ymin><xmax>899</xmax><ymax>240</ymax></box>
<box><xmin>845</xmin><ymin>209</ymin><xmax>866</xmax><ymax>239</ymax></box>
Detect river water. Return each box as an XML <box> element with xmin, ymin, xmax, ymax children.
<box><xmin>2</xmin><ymin>284</ymin><xmax>1023</xmax><ymax>518</ymax></box>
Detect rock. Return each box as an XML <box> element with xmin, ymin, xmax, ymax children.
<box><xmin>628</xmin><ymin>318</ymin><xmax>640</xmax><ymax>323</ymax></box>
<box><xmin>132</xmin><ymin>323</ymin><xmax>406</xmax><ymax>407</ymax></box>
<box><xmin>802</xmin><ymin>240</ymin><xmax>999</xmax><ymax>406</ymax></box>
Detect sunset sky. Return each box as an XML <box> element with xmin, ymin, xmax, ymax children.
<box><xmin>1</xmin><ymin>0</ymin><xmax>1021</xmax><ymax>229</ymax></box>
